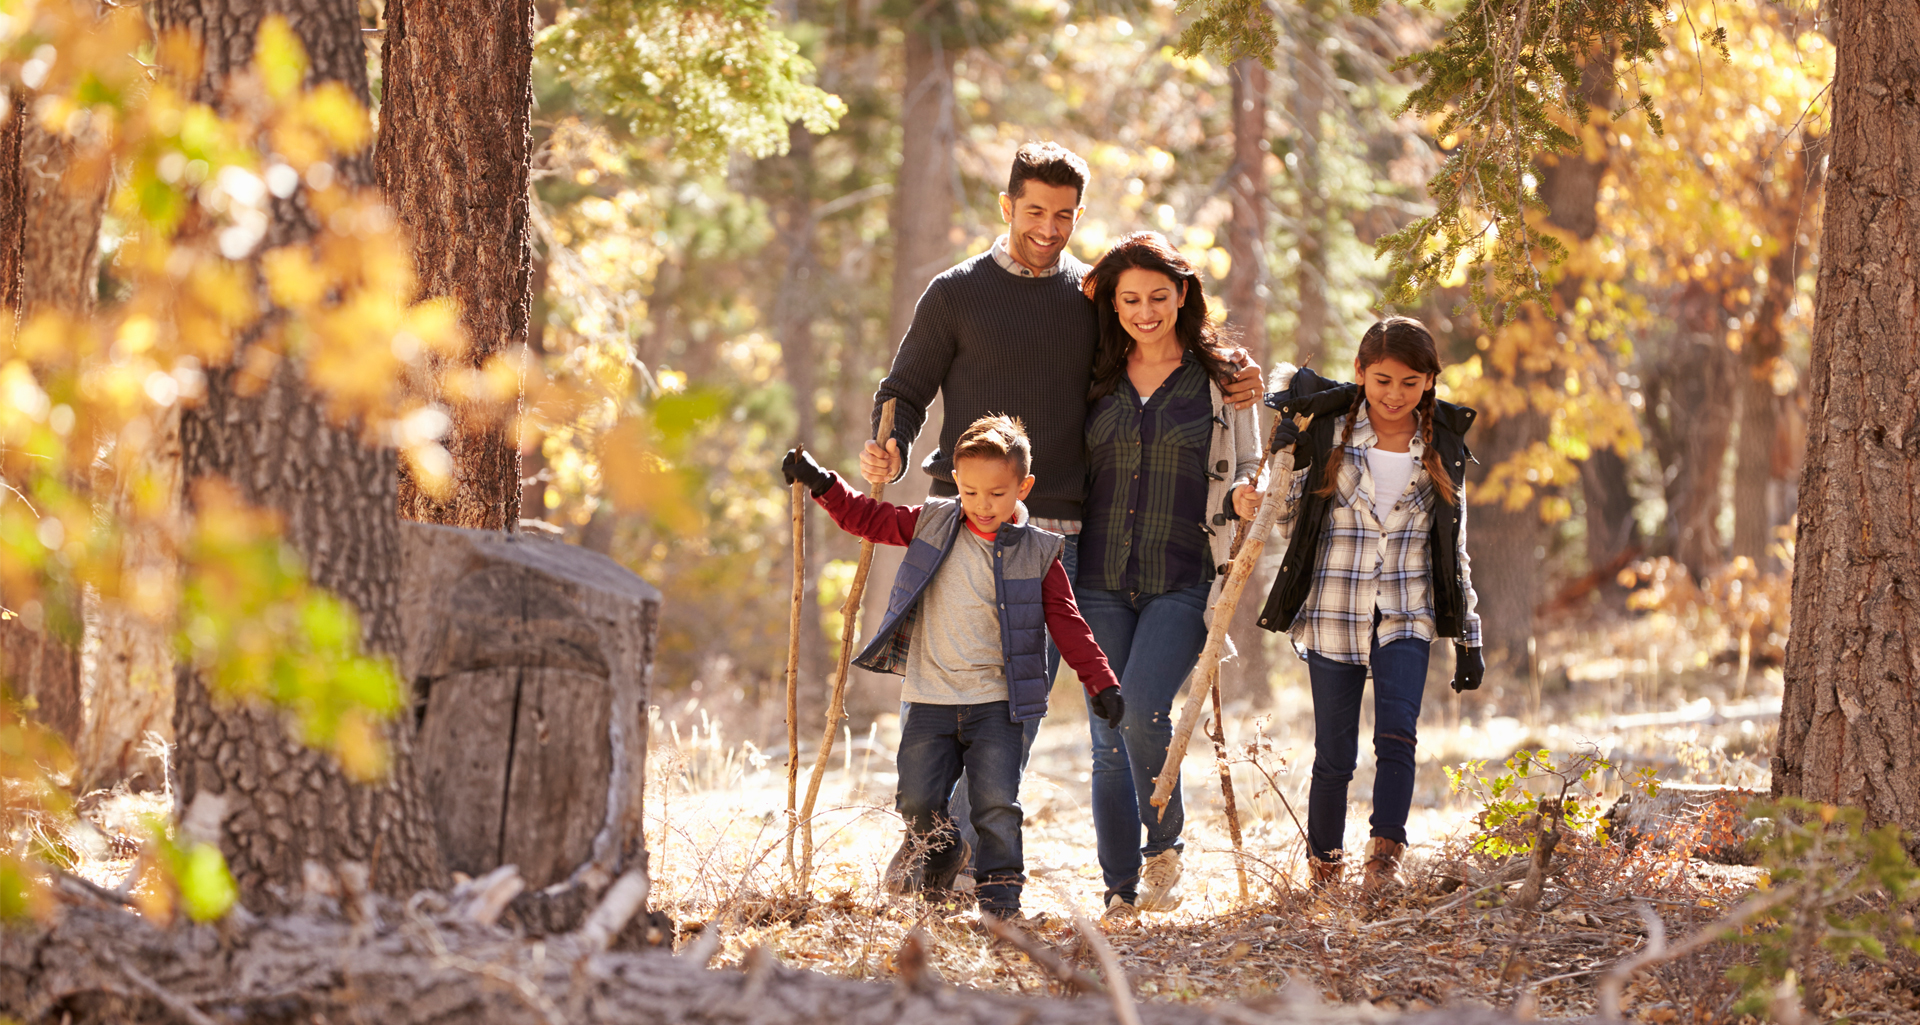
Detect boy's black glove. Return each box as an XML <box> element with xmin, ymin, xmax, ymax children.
<box><xmin>1090</xmin><ymin>688</ymin><xmax>1125</xmax><ymax>731</ymax></box>
<box><xmin>781</xmin><ymin>448</ymin><xmax>835</xmax><ymax>497</ymax></box>
<box><xmin>1268</xmin><ymin>416</ymin><xmax>1302</xmax><ymax>454</ymax></box>
<box><xmin>1451</xmin><ymin>645</ymin><xmax>1485</xmax><ymax>692</ymax></box>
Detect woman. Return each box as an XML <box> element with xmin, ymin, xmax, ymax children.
<box><xmin>1076</xmin><ymin>232</ymin><xmax>1262</xmax><ymax>916</ymax></box>
<box><xmin>1260</xmin><ymin>316</ymin><xmax>1485</xmax><ymax>895</ymax></box>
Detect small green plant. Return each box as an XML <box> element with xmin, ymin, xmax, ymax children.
<box><xmin>1446</xmin><ymin>747</ymin><xmax>1660</xmax><ymax>858</ymax></box>
<box><xmin>1723</xmin><ymin>798</ymin><xmax>1920</xmax><ymax>1019</ymax></box>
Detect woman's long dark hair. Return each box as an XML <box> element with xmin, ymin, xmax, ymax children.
<box><xmin>1317</xmin><ymin>316</ymin><xmax>1458</xmax><ymax>506</ymax></box>
<box><xmin>1082</xmin><ymin>232</ymin><xmax>1239</xmax><ymax>403</ymax></box>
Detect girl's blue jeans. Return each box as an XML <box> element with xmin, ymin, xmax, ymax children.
<box><xmin>1304</xmin><ymin>634</ymin><xmax>1431</xmax><ymax>863</ymax></box>
<box><xmin>1077</xmin><ymin>581</ymin><xmax>1210</xmax><ymax>903</ymax></box>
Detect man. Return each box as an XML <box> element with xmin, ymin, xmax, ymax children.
<box><xmin>863</xmin><ymin>141</ymin><xmax>1262</xmax><ymax>892</ymax></box>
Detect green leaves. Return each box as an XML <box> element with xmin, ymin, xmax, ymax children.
<box><xmin>539</xmin><ymin>1</ymin><xmax>844</xmax><ymax>170</ymax></box>
<box><xmin>1179</xmin><ymin>0</ymin><xmax>1688</xmax><ymax>320</ymax></box>
<box><xmin>1448</xmin><ymin>746</ymin><xmax>1650</xmax><ymax>857</ymax></box>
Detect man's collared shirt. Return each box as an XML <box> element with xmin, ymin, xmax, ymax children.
<box><xmin>1272</xmin><ymin>406</ymin><xmax>1483</xmax><ymax>664</ymax></box>
<box><xmin>991</xmin><ymin>234</ymin><xmax>1063</xmax><ymax>278</ymax></box>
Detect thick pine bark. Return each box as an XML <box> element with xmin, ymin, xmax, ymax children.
<box><xmin>1224</xmin><ymin>56</ymin><xmax>1272</xmax><ymax>705</ymax></box>
<box><xmin>1775</xmin><ymin>0</ymin><xmax>1920</xmax><ymax>853</ymax></box>
<box><xmin>154</xmin><ymin>0</ymin><xmax>445</xmax><ymax>909</ymax></box>
<box><xmin>375</xmin><ymin>0</ymin><xmax>532</xmax><ymax>531</ymax></box>
<box><xmin>0</xmin><ymin>73</ymin><xmax>109</xmax><ymax>750</ymax></box>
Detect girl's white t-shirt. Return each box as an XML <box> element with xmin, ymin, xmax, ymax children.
<box><xmin>1365</xmin><ymin>447</ymin><xmax>1416</xmax><ymax>522</ymax></box>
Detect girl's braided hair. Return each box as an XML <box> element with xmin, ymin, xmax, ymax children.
<box><xmin>1314</xmin><ymin>317</ymin><xmax>1458</xmax><ymax>507</ymax></box>
<box><xmin>1082</xmin><ymin>232</ymin><xmax>1241</xmax><ymax>403</ymax></box>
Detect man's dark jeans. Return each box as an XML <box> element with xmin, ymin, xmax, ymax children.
<box><xmin>949</xmin><ymin>535</ymin><xmax>1076</xmax><ymax>869</ymax></box>
<box><xmin>1304</xmin><ymin>635</ymin><xmax>1431</xmax><ymax>862</ymax></box>
<box><xmin>896</xmin><ymin>700</ymin><xmax>1027</xmax><ymax>916</ymax></box>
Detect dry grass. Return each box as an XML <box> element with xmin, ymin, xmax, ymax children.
<box><xmin>636</xmin><ymin>614</ymin><xmax>1919</xmax><ymax>1023</ymax></box>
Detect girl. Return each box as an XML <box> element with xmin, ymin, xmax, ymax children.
<box><xmin>1257</xmin><ymin>316</ymin><xmax>1485</xmax><ymax>895</ymax></box>
<box><xmin>1077</xmin><ymin>232</ymin><xmax>1263</xmax><ymax>916</ymax></box>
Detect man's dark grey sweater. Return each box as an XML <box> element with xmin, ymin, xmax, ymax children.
<box><xmin>873</xmin><ymin>251</ymin><xmax>1099</xmax><ymax>522</ymax></box>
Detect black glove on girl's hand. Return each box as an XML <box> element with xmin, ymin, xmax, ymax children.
<box><xmin>1090</xmin><ymin>688</ymin><xmax>1125</xmax><ymax>731</ymax></box>
<box><xmin>781</xmin><ymin>448</ymin><xmax>834</xmax><ymax>497</ymax></box>
<box><xmin>1268</xmin><ymin>417</ymin><xmax>1302</xmax><ymax>454</ymax></box>
<box><xmin>1452</xmin><ymin>645</ymin><xmax>1485</xmax><ymax>692</ymax></box>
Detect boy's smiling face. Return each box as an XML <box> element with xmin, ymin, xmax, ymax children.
<box><xmin>952</xmin><ymin>455</ymin><xmax>1034</xmax><ymax>535</ymax></box>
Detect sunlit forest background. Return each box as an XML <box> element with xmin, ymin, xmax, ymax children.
<box><xmin>512</xmin><ymin>0</ymin><xmax>1825</xmax><ymax>743</ymax></box>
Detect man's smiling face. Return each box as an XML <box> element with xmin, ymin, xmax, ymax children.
<box><xmin>998</xmin><ymin>180</ymin><xmax>1083</xmax><ymax>274</ymax></box>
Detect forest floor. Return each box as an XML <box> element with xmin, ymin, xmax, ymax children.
<box><xmin>622</xmin><ymin>609</ymin><xmax>1917</xmax><ymax>1024</ymax></box>
<box><xmin>59</xmin><ymin>611</ymin><xmax>1919</xmax><ymax>1023</ymax></box>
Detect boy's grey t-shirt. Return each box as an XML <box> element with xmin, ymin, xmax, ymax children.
<box><xmin>902</xmin><ymin>527</ymin><xmax>1009</xmax><ymax>705</ymax></box>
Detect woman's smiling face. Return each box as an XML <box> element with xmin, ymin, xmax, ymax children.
<box><xmin>1358</xmin><ymin>355</ymin><xmax>1434</xmax><ymax>433</ymax></box>
<box><xmin>1113</xmin><ymin>267</ymin><xmax>1185</xmax><ymax>351</ymax></box>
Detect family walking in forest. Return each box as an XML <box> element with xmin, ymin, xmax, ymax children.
<box><xmin>781</xmin><ymin>142</ymin><xmax>1486</xmax><ymax>923</ymax></box>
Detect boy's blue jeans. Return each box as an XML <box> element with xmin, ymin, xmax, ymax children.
<box><xmin>896</xmin><ymin>700</ymin><xmax>1027</xmax><ymax>916</ymax></box>
<box><xmin>948</xmin><ymin>536</ymin><xmax>1075</xmax><ymax>870</ymax></box>
<box><xmin>1304</xmin><ymin>635</ymin><xmax>1431</xmax><ymax>863</ymax></box>
<box><xmin>1076</xmin><ymin>581</ymin><xmax>1210</xmax><ymax>903</ymax></box>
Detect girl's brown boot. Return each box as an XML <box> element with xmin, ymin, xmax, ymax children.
<box><xmin>1360</xmin><ymin>837</ymin><xmax>1404</xmax><ymax>896</ymax></box>
<box><xmin>1308</xmin><ymin>851</ymin><xmax>1344</xmax><ymax>891</ymax></box>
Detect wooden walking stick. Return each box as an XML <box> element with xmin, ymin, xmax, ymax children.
<box><xmin>1206</xmin><ymin>670</ymin><xmax>1248</xmax><ymax>902</ymax></box>
<box><xmin>785</xmin><ymin>455</ymin><xmax>806</xmax><ymax>875</ymax></box>
<box><xmin>1150</xmin><ymin>367</ymin><xmax>1309</xmax><ymax>820</ymax></box>
<box><xmin>798</xmin><ymin>399</ymin><xmax>896</xmax><ymax>890</ymax></box>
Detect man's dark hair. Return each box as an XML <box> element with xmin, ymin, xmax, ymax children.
<box><xmin>1007</xmin><ymin>142</ymin><xmax>1089</xmax><ymax>204</ymax></box>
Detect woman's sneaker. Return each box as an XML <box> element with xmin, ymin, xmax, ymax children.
<box><xmin>1136</xmin><ymin>849</ymin><xmax>1183</xmax><ymax>912</ymax></box>
<box><xmin>1101</xmin><ymin>894</ymin><xmax>1138</xmax><ymax>921</ymax></box>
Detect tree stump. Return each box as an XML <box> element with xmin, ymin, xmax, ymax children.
<box><xmin>398</xmin><ymin>524</ymin><xmax>659</xmax><ymax>931</ymax></box>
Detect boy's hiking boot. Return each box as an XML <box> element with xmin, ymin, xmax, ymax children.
<box><xmin>883</xmin><ymin>836</ymin><xmax>921</xmax><ymax>896</ymax></box>
<box><xmin>1136</xmin><ymin>849</ymin><xmax>1183</xmax><ymax>912</ymax></box>
<box><xmin>921</xmin><ymin>838</ymin><xmax>970</xmax><ymax>896</ymax></box>
<box><xmin>1360</xmin><ymin>837</ymin><xmax>1404</xmax><ymax>896</ymax></box>
<box><xmin>1308</xmin><ymin>851</ymin><xmax>1344</xmax><ymax>891</ymax></box>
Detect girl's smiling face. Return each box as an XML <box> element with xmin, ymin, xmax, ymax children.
<box><xmin>1359</xmin><ymin>356</ymin><xmax>1435</xmax><ymax>434</ymax></box>
<box><xmin>1113</xmin><ymin>268</ymin><xmax>1185</xmax><ymax>351</ymax></box>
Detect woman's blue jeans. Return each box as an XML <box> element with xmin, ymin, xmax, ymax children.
<box><xmin>1078</xmin><ymin>581</ymin><xmax>1210</xmax><ymax>903</ymax></box>
<box><xmin>1304</xmin><ymin>635</ymin><xmax>1431</xmax><ymax>863</ymax></box>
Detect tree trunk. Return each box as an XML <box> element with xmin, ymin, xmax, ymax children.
<box><xmin>0</xmin><ymin>65</ymin><xmax>110</xmax><ymax>751</ymax></box>
<box><xmin>1775</xmin><ymin>0</ymin><xmax>1920</xmax><ymax>855</ymax></box>
<box><xmin>1463</xmin><ymin>410</ymin><xmax>1546</xmax><ymax>669</ymax></box>
<box><xmin>1650</xmin><ymin>287</ymin><xmax>1736</xmax><ymax>579</ymax></box>
<box><xmin>375</xmin><ymin>0</ymin><xmax>533</xmax><ymax>531</ymax></box>
<box><xmin>859</xmin><ymin>20</ymin><xmax>956</xmax><ymax>708</ymax></box>
<box><xmin>1287</xmin><ymin>18</ymin><xmax>1329</xmax><ymax>359</ymax></box>
<box><xmin>1224</xmin><ymin>55</ymin><xmax>1272</xmax><ymax>706</ymax></box>
<box><xmin>770</xmin><ymin>121</ymin><xmax>832</xmax><ymax>692</ymax></box>
<box><xmin>155</xmin><ymin>0</ymin><xmax>446</xmax><ymax>910</ymax></box>
<box><xmin>1733</xmin><ymin>142</ymin><xmax>1821</xmax><ymax>568</ymax></box>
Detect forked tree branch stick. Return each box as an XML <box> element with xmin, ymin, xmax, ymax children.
<box><xmin>1595</xmin><ymin>887</ymin><xmax>1798</xmax><ymax>1021</ymax></box>
<box><xmin>800</xmin><ymin>399</ymin><xmax>896</xmax><ymax>889</ymax></box>
<box><xmin>1149</xmin><ymin>414</ymin><xmax>1305</xmax><ymax>817</ymax></box>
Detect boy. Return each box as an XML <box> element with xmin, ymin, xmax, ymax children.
<box><xmin>783</xmin><ymin>415</ymin><xmax>1125</xmax><ymax>921</ymax></box>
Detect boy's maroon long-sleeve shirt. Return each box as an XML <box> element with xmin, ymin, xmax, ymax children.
<box><xmin>814</xmin><ymin>476</ymin><xmax>1119</xmax><ymax>696</ymax></box>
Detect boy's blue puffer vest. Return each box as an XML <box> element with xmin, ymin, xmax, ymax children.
<box><xmin>852</xmin><ymin>497</ymin><xmax>1065</xmax><ymax>723</ymax></box>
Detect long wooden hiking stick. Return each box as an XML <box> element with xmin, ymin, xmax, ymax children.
<box><xmin>799</xmin><ymin>399</ymin><xmax>896</xmax><ymax>890</ymax></box>
<box><xmin>1150</xmin><ymin>368</ymin><xmax>1309</xmax><ymax>821</ymax></box>
<box><xmin>785</xmin><ymin>456</ymin><xmax>806</xmax><ymax>874</ymax></box>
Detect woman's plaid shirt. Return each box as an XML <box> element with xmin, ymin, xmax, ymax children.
<box><xmin>1271</xmin><ymin>408</ymin><xmax>1482</xmax><ymax>666</ymax></box>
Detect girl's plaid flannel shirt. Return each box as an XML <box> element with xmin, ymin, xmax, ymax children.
<box><xmin>1271</xmin><ymin>408</ymin><xmax>1483</xmax><ymax>666</ymax></box>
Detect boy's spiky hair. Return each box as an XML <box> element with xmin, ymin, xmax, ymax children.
<box><xmin>953</xmin><ymin>414</ymin><xmax>1032</xmax><ymax>479</ymax></box>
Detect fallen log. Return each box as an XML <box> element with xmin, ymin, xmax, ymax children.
<box><xmin>1</xmin><ymin>885</ymin><xmax>1526</xmax><ymax>1025</ymax></box>
<box><xmin>1604</xmin><ymin>782</ymin><xmax>1761</xmax><ymax>864</ymax></box>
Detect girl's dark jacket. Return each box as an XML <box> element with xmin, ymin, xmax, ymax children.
<box><xmin>1254</xmin><ymin>366</ymin><xmax>1478</xmax><ymax>638</ymax></box>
